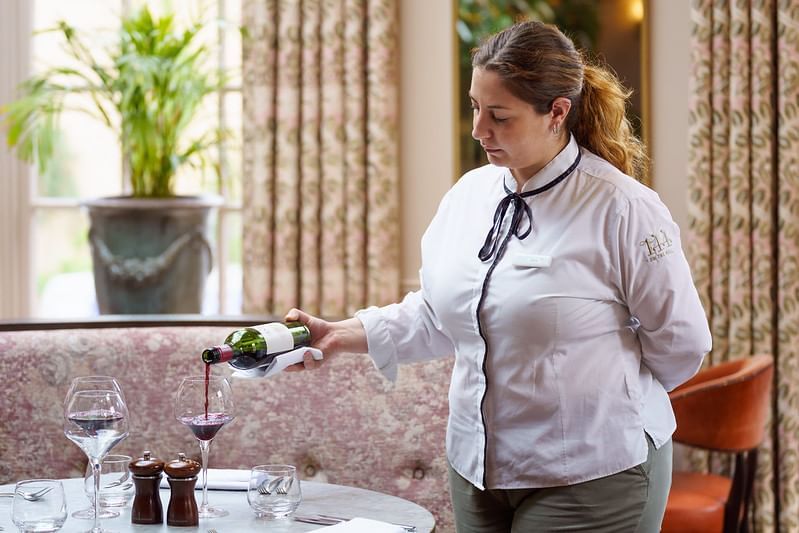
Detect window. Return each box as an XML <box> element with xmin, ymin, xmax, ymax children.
<box><xmin>26</xmin><ymin>0</ymin><xmax>243</xmax><ymax>317</ymax></box>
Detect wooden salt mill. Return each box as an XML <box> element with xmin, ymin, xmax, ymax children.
<box><xmin>129</xmin><ymin>450</ymin><xmax>164</xmax><ymax>524</ymax></box>
<box><xmin>164</xmin><ymin>452</ymin><xmax>201</xmax><ymax>527</ymax></box>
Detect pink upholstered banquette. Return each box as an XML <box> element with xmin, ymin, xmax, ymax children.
<box><xmin>0</xmin><ymin>317</ymin><xmax>454</xmax><ymax>531</ymax></box>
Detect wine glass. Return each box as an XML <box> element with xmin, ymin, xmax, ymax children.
<box><xmin>175</xmin><ymin>375</ymin><xmax>235</xmax><ymax>519</ymax></box>
<box><xmin>67</xmin><ymin>375</ymin><xmax>126</xmax><ymax>520</ymax></box>
<box><xmin>64</xmin><ymin>377</ymin><xmax>129</xmax><ymax>533</ymax></box>
<box><xmin>65</xmin><ymin>376</ymin><xmax>125</xmax><ymax>404</ymax></box>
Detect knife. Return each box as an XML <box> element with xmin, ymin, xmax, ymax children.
<box><xmin>294</xmin><ymin>514</ymin><xmax>417</xmax><ymax>532</ymax></box>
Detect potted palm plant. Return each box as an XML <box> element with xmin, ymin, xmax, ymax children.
<box><xmin>2</xmin><ymin>6</ymin><xmax>226</xmax><ymax>314</ymax></box>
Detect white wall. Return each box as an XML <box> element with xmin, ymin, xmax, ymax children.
<box><xmin>398</xmin><ymin>0</ymin><xmax>457</xmax><ymax>293</ymax></box>
<box><xmin>649</xmin><ymin>1</ymin><xmax>691</xmax><ymax>229</ymax></box>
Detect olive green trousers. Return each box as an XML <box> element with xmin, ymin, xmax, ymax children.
<box><xmin>448</xmin><ymin>435</ymin><xmax>672</xmax><ymax>532</ymax></box>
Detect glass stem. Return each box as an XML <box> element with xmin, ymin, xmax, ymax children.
<box><xmin>92</xmin><ymin>459</ymin><xmax>102</xmax><ymax>531</ymax></box>
<box><xmin>198</xmin><ymin>439</ymin><xmax>211</xmax><ymax>509</ymax></box>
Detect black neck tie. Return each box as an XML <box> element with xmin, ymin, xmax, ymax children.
<box><xmin>478</xmin><ymin>150</ymin><xmax>581</xmax><ymax>262</ymax></box>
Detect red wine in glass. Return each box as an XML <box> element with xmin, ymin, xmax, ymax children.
<box><xmin>64</xmin><ymin>383</ymin><xmax>130</xmax><ymax>531</ymax></box>
<box><xmin>174</xmin><ymin>375</ymin><xmax>235</xmax><ymax>519</ymax></box>
<box><xmin>68</xmin><ymin>410</ymin><xmax>126</xmax><ymax>432</ymax></box>
<box><xmin>178</xmin><ymin>412</ymin><xmax>233</xmax><ymax>441</ymax></box>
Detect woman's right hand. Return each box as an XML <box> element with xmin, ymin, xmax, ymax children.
<box><xmin>283</xmin><ymin>308</ymin><xmax>368</xmax><ymax>372</ymax></box>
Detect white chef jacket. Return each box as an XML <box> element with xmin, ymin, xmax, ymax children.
<box><xmin>355</xmin><ymin>134</ymin><xmax>712</xmax><ymax>490</ymax></box>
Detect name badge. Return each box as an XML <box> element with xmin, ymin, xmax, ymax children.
<box><xmin>512</xmin><ymin>253</ymin><xmax>552</xmax><ymax>268</ymax></box>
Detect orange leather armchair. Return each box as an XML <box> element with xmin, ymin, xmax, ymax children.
<box><xmin>661</xmin><ymin>354</ymin><xmax>773</xmax><ymax>533</ymax></box>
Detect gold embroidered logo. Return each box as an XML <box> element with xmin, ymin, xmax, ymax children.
<box><xmin>639</xmin><ymin>229</ymin><xmax>674</xmax><ymax>262</ymax></box>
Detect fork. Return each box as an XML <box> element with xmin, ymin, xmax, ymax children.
<box><xmin>0</xmin><ymin>486</ymin><xmax>54</xmax><ymax>501</ymax></box>
<box><xmin>102</xmin><ymin>475</ymin><xmax>131</xmax><ymax>489</ymax></box>
<box><xmin>256</xmin><ymin>476</ymin><xmax>281</xmax><ymax>495</ymax></box>
<box><xmin>256</xmin><ymin>475</ymin><xmax>292</xmax><ymax>495</ymax></box>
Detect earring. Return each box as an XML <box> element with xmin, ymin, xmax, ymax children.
<box><xmin>552</xmin><ymin>124</ymin><xmax>560</xmax><ymax>135</ymax></box>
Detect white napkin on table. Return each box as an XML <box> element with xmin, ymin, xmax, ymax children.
<box><xmin>159</xmin><ymin>468</ymin><xmax>249</xmax><ymax>491</ymax></box>
<box><xmin>309</xmin><ymin>517</ymin><xmax>407</xmax><ymax>533</ymax></box>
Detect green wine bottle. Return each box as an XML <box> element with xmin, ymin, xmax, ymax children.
<box><xmin>201</xmin><ymin>321</ymin><xmax>311</xmax><ymax>370</ymax></box>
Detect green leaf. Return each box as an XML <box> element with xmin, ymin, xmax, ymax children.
<box><xmin>1</xmin><ymin>3</ymin><xmax>232</xmax><ymax>198</ymax></box>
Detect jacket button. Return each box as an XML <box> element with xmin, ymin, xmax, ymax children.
<box><xmin>412</xmin><ymin>467</ymin><xmax>425</xmax><ymax>480</ymax></box>
<box><xmin>304</xmin><ymin>464</ymin><xmax>317</xmax><ymax>477</ymax></box>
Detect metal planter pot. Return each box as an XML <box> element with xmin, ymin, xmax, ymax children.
<box><xmin>83</xmin><ymin>195</ymin><xmax>222</xmax><ymax>314</ymax></box>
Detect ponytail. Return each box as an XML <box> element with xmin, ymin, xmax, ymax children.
<box><xmin>571</xmin><ymin>63</ymin><xmax>649</xmax><ymax>181</ymax></box>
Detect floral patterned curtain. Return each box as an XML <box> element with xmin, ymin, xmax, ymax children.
<box><xmin>241</xmin><ymin>0</ymin><xmax>400</xmax><ymax>317</ymax></box>
<box><xmin>687</xmin><ymin>1</ymin><xmax>799</xmax><ymax>531</ymax></box>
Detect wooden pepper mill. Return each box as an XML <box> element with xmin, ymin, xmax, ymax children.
<box><xmin>129</xmin><ymin>451</ymin><xmax>164</xmax><ymax>524</ymax></box>
<box><xmin>164</xmin><ymin>452</ymin><xmax>201</xmax><ymax>527</ymax></box>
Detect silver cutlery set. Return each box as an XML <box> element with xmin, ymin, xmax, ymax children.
<box><xmin>256</xmin><ymin>475</ymin><xmax>293</xmax><ymax>496</ymax></box>
<box><xmin>293</xmin><ymin>513</ymin><xmax>417</xmax><ymax>531</ymax></box>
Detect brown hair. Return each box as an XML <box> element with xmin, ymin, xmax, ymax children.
<box><xmin>472</xmin><ymin>20</ymin><xmax>648</xmax><ymax>181</ymax></box>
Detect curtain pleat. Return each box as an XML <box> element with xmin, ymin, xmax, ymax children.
<box><xmin>299</xmin><ymin>0</ymin><xmax>322</xmax><ymax>310</ymax></box>
<box><xmin>242</xmin><ymin>0</ymin><xmax>278</xmax><ymax>312</ymax></box>
<box><xmin>709</xmin><ymin>0</ymin><xmax>731</xmax><ymax>362</ymax></box>
<box><xmin>343</xmin><ymin>0</ymin><xmax>368</xmax><ymax>314</ymax></box>
<box><xmin>318</xmin><ymin>0</ymin><xmax>347</xmax><ymax>317</ymax></box>
<box><xmin>748</xmin><ymin>5</ymin><xmax>776</xmax><ymax>359</ymax></box>
<box><xmin>688</xmin><ymin>0</ymin><xmax>799</xmax><ymax>530</ymax></box>
<box><xmin>365</xmin><ymin>0</ymin><xmax>400</xmax><ymax>306</ymax></box>
<box><xmin>688</xmin><ymin>0</ymin><xmax>713</xmax><ymax>317</ymax></box>
<box><xmin>273</xmin><ymin>0</ymin><xmax>303</xmax><ymax>312</ymax></box>
<box><xmin>776</xmin><ymin>2</ymin><xmax>799</xmax><ymax>530</ymax></box>
<box><xmin>726</xmin><ymin>0</ymin><xmax>752</xmax><ymax>363</ymax></box>
<box><xmin>242</xmin><ymin>0</ymin><xmax>400</xmax><ymax>318</ymax></box>
<box><xmin>749</xmin><ymin>3</ymin><xmax>779</xmax><ymax>529</ymax></box>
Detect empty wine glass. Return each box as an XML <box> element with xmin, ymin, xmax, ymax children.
<box><xmin>175</xmin><ymin>375</ymin><xmax>235</xmax><ymax>519</ymax></box>
<box><xmin>64</xmin><ymin>377</ymin><xmax>129</xmax><ymax>533</ymax></box>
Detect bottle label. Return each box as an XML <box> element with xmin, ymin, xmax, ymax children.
<box><xmin>252</xmin><ymin>323</ymin><xmax>294</xmax><ymax>354</ymax></box>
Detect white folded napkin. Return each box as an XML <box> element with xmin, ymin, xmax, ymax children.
<box><xmin>159</xmin><ymin>468</ymin><xmax>249</xmax><ymax>491</ymax></box>
<box><xmin>309</xmin><ymin>517</ymin><xmax>407</xmax><ymax>533</ymax></box>
<box><xmin>230</xmin><ymin>347</ymin><xmax>324</xmax><ymax>379</ymax></box>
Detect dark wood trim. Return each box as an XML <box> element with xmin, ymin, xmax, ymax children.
<box><xmin>0</xmin><ymin>315</ymin><xmax>282</xmax><ymax>332</ymax></box>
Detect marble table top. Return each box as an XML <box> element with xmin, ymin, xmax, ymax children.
<box><xmin>0</xmin><ymin>474</ymin><xmax>435</xmax><ymax>532</ymax></box>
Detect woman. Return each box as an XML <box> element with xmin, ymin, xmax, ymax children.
<box><xmin>286</xmin><ymin>21</ymin><xmax>711</xmax><ymax>532</ymax></box>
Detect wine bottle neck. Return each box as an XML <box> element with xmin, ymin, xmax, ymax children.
<box><xmin>202</xmin><ymin>344</ymin><xmax>235</xmax><ymax>364</ymax></box>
